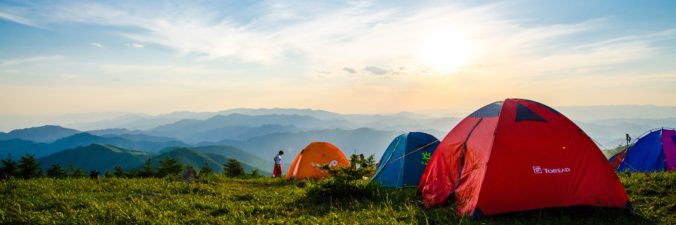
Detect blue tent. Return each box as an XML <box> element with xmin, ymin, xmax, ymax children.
<box><xmin>371</xmin><ymin>132</ymin><xmax>439</xmax><ymax>188</ymax></box>
<box><xmin>616</xmin><ymin>128</ymin><xmax>676</xmax><ymax>172</ymax></box>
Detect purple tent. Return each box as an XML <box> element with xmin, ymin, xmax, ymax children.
<box><xmin>615</xmin><ymin>128</ymin><xmax>676</xmax><ymax>172</ymax></box>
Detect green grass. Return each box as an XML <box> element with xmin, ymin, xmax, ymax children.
<box><xmin>0</xmin><ymin>172</ymin><xmax>673</xmax><ymax>225</ymax></box>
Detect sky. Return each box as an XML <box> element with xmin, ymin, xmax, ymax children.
<box><xmin>1</xmin><ymin>0</ymin><xmax>675</xmax><ymax>117</ymax></box>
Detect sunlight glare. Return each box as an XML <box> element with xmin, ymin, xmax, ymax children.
<box><xmin>416</xmin><ymin>29</ymin><xmax>475</xmax><ymax>74</ymax></box>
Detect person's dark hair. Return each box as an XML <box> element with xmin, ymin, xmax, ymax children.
<box><xmin>278</xmin><ymin>150</ymin><xmax>284</xmax><ymax>155</ymax></box>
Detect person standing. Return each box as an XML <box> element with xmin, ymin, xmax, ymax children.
<box><xmin>273</xmin><ymin>150</ymin><xmax>284</xmax><ymax>178</ymax></box>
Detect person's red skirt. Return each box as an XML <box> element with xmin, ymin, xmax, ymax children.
<box><xmin>273</xmin><ymin>164</ymin><xmax>283</xmax><ymax>178</ymax></box>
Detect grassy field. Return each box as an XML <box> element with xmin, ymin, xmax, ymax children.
<box><xmin>0</xmin><ymin>172</ymin><xmax>673</xmax><ymax>225</ymax></box>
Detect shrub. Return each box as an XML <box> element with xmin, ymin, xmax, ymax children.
<box><xmin>18</xmin><ymin>155</ymin><xmax>42</xmax><ymax>179</ymax></box>
<box><xmin>223</xmin><ymin>159</ymin><xmax>245</xmax><ymax>177</ymax></box>
<box><xmin>157</xmin><ymin>158</ymin><xmax>183</xmax><ymax>177</ymax></box>
<box><xmin>306</xmin><ymin>154</ymin><xmax>380</xmax><ymax>203</ymax></box>
<box><xmin>199</xmin><ymin>162</ymin><xmax>213</xmax><ymax>177</ymax></box>
<box><xmin>46</xmin><ymin>164</ymin><xmax>67</xmax><ymax>178</ymax></box>
<box><xmin>113</xmin><ymin>166</ymin><xmax>126</xmax><ymax>178</ymax></box>
<box><xmin>140</xmin><ymin>159</ymin><xmax>155</xmax><ymax>177</ymax></box>
<box><xmin>0</xmin><ymin>158</ymin><xmax>18</xmax><ymax>178</ymax></box>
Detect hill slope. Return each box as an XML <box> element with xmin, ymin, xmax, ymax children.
<box><xmin>39</xmin><ymin>144</ymin><xmax>151</xmax><ymax>172</ymax></box>
<box><xmin>0</xmin><ymin>125</ymin><xmax>80</xmax><ymax>143</ymax></box>
<box><xmin>190</xmin><ymin>145</ymin><xmax>271</xmax><ymax>172</ymax></box>
<box><xmin>0</xmin><ymin>133</ymin><xmax>189</xmax><ymax>159</ymax></box>
<box><xmin>152</xmin><ymin>147</ymin><xmax>266</xmax><ymax>174</ymax></box>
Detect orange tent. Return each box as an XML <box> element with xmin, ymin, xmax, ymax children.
<box><xmin>285</xmin><ymin>142</ymin><xmax>351</xmax><ymax>180</ymax></box>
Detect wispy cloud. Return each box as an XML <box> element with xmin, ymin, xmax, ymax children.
<box><xmin>126</xmin><ymin>43</ymin><xmax>143</xmax><ymax>48</ymax></box>
<box><xmin>343</xmin><ymin>67</ymin><xmax>356</xmax><ymax>74</ymax></box>
<box><xmin>0</xmin><ymin>1</ymin><xmax>674</xmax><ymax>115</ymax></box>
<box><xmin>0</xmin><ymin>55</ymin><xmax>64</xmax><ymax>67</ymax></box>
<box><xmin>90</xmin><ymin>42</ymin><xmax>104</xmax><ymax>48</ymax></box>
<box><xmin>3</xmin><ymin>1</ymin><xmax>670</xmax><ymax>78</ymax></box>
<box><xmin>0</xmin><ymin>11</ymin><xmax>38</xmax><ymax>27</ymax></box>
<box><xmin>364</xmin><ymin>66</ymin><xmax>387</xmax><ymax>75</ymax></box>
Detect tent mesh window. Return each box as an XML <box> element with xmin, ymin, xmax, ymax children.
<box><xmin>515</xmin><ymin>104</ymin><xmax>547</xmax><ymax>122</ymax></box>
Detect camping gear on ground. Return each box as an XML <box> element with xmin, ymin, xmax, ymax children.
<box><xmin>418</xmin><ymin>98</ymin><xmax>630</xmax><ymax>218</ymax></box>
<box><xmin>371</xmin><ymin>132</ymin><xmax>439</xmax><ymax>188</ymax></box>
<box><xmin>611</xmin><ymin>128</ymin><xmax>676</xmax><ymax>172</ymax></box>
<box><xmin>182</xmin><ymin>166</ymin><xmax>197</xmax><ymax>182</ymax></box>
<box><xmin>285</xmin><ymin>142</ymin><xmax>350</xmax><ymax>180</ymax></box>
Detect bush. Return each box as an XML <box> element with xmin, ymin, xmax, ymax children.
<box><xmin>140</xmin><ymin>159</ymin><xmax>155</xmax><ymax>177</ymax></box>
<box><xmin>113</xmin><ymin>166</ymin><xmax>126</xmax><ymax>178</ymax></box>
<box><xmin>199</xmin><ymin>163</ymin><xmax>213</xmax><ymax>177</ymax></box>
<box><xmin>46</xmin><ymin>164</ymin><xmax>67</xmax><ymax>178</ymax></box>
<box><xmin>157</xmin><ymin>158</ymin><xmax>183</xmax><ymax>177</ymax></box>
<box><xmin>223</xmin><ymin>159</ymin><xmax>245</xmax><ymax>177</ymax></box>
<box><xmin>18</xmin><ymin>155</ymin><xmax>42</xmax><ymax>179</ymax></box>
<box><xmin>0</xmin><ymin>158</ymin><xmax>18</xmax><ymax>178</ymax></box>
<box><xmin>306</xmin><ymin>154</ymin><xmax>380</xmax><ymax>203</ymax></box>
<box><xmin>69</xmin><ymin>168</ymin><xmax>86</xmax><ymax>178</ymax></box>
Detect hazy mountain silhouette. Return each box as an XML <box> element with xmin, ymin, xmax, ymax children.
<box><xmin>0</xmin><ymin>132</ymin><xmax>189</xmax><ymax>159</ymax></box>
<box><xmin>38</xmin><ymin>144</ymin><xmax>269</xmax><ymax>174</ymax></box>
<box><xmin>148</xmin><ymin>114</ymin><xmax>353</xmax><ymax>143</ymax></box>
<box><xmin>0</xmin><ymin>125</ymin><xmax>80</xmax><ymax>143</ymax></box>
<box><xmin>151</xmin><ymin>147</ymin><xmax>267</xmax><ymax>174</ymax></box>
<box><xmin>39</xmin><ymin>144</ymin><xmax>151</xmax><ymax>172</ymax></box>
<box><xmin>2</xmin><ymin>107</ymin><xmax>675</xmax><ymax>166</ymax></box>
<box><xmin>190</xmin><ymin>145</ymin><xmax>270</xmax><ymax>172</ymax></box>
<box><xmin>216</xmin><ymin>128</ymin><xmax>405</xmax><ymax>166</ymax></box>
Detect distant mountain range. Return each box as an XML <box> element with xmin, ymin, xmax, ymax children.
<box><xmin>0</xmin><ymin>125</ymin><xmax>79</xmax><ymax>143</ymax></box>
<box><xmin>40</xmin><ymin>144</ymin><xmax>150</xmax><ymax>172</ymax></box>
<box><xmin>575</xmin><ymin>118</ymin><xmax>676</xmax><ymax>148</ymax></box>
<box><xmin>148</xmin><ymin>114</ymin><xmax>350</xmax><ymax>143</ymax></box>
<box><xmin>215</xmin><ymin>128</ymin><xmax>404</xmax><ymax>169</ymax></box>
<box><xmin>1</xmin><ymin>107</ymin><xmax>674</xmax><ymax>173</ymax></box>
<box><xmin>39</xmin><ymin>144</ymin><xmax>270</xmax><ymax>175</ymax></box>
<box><xmin>0</xmin><ymin>131</ymin><xmax>188</xmax><ymax>159</ymax></box>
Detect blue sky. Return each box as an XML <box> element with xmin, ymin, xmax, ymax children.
<box><xmin>0</xmin><ymin>0</ymin><xmax>675</xmax><ymax>116</ymax></box>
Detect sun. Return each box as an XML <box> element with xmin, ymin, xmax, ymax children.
<box><xmin>416</xmin><ymin>29</ymin><xmax>475</xmax><ymax>74</ymax></box>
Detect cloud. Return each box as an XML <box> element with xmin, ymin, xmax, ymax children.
<box><xmin>4</xmin><ymin>1</ymin><xmax>669</xmax><ymax>77</ymax></box>
<box><xmin>363</xmin><ymin>66</ymin><xmax>386</xmax><ymax>75</ymax></box>
<box><xmin>0</xmin><ymin>55</ymin><xmax>64</xmax><ymax>67</ymax></box>
<box><xmin>126</xmin><ymin>43</ymin><xmax>143</xmax><ymax>48</ymax></box>
<box><xmin>90</xmin><ymin>42</ymin><xmax>103</xmax><ymax>47</ymax></box>
<box><xmin>342</xmin><ymin>67</ymin><xmax>356</xmax><ymax>74</ymax></box>
<box><xmin>0</xmin><ymin>11</ymin><xmax>38</xmax><ymax>27</ymax></box>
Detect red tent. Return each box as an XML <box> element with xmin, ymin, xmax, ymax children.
<box><xmin>419</xmin><ymin>98</ymin><xmax>630</xmax><ymax>217</ymax></box>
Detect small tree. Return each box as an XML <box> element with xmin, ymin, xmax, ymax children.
<box><xmin>70</xmin><ymin>168</ymin><xmax>86</xmax><ymax>178</ymax></box>
<box><xmin>113</xmin><ymin>166</ymin><xmax>126</xmax><ymax>178</ymax></box>
<box><xmin>140</xmin><ymin>159</ymin><xmax>155</xmax><ymax>178</ymax></box>
<box><xmin>18</xmin><ymin>155</ymin><xmax>42</xmax><ymax>179</ymax></box>
<box><xmin>127</xmin><ymin>168</ymin><xmax>141</xmax><ymax>178</ymax></box>
<box><xmin>157</xmin><ymin>158</ymin><xmax>182</xmax><ymax>177</ymax></box>
<box><xmin>223</xmin><ymin>159</ymin><xmax>244</xmax><ymax>177</ymax></box>
<box><xmin>1</xmin><ymin>158</ymin><xmax>18</xmax><ymax>178</ymax></box>
<box><xmin>199</xmin><ymin>162</ymin><xmax>213</xmax><ymax>177</ymax></box>
<box><xmin>250</xmin><ymin>169</ymin><xmax>260</xmax><ymax>178</ymax></box>
<box><xmin>46</xmin><ymin>164</ymin><xmax>67</xmax><ymax>178</ymax></box>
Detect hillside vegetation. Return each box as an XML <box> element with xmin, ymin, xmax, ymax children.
<box><xmin>0</xmin><ymin>172</ymin><xmax>673</xmax><ymax>224</ymax></box>
<box><xmin>35</xmin><ymin>144</ymin><xmax>270</xmax><ymax>175</ymax></box>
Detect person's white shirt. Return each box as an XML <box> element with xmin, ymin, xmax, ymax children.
<box><xmin>274</xmin><ymin>154</ymin><xmax>282</xmax><ymax>165</ymax></box>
